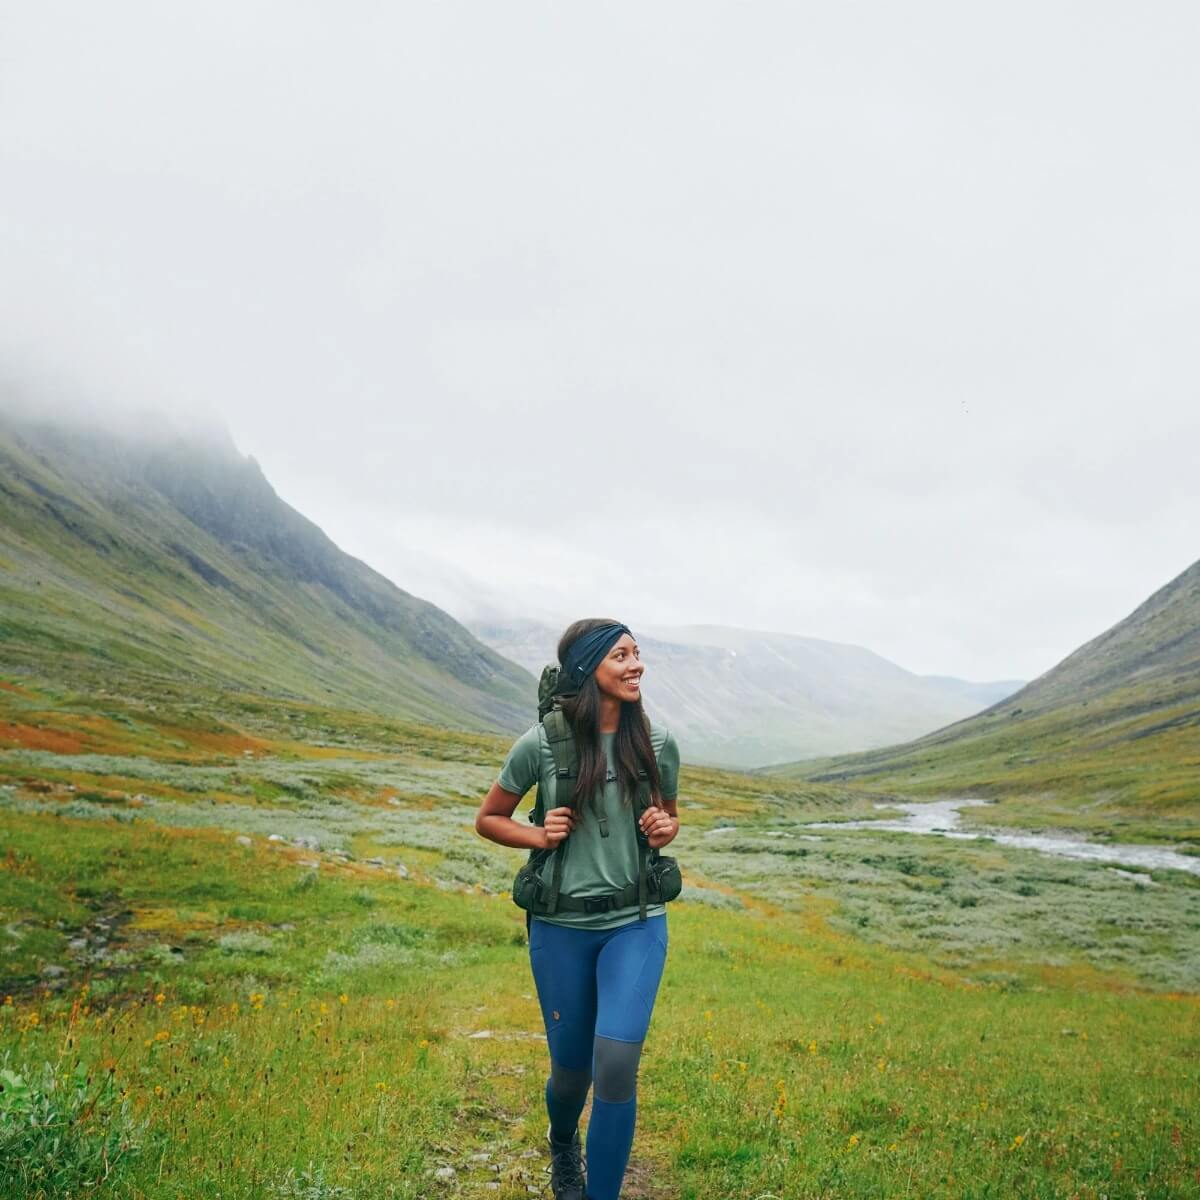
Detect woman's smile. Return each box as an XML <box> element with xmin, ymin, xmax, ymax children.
<box><xmin>595</xmin><ymin>633</ymin><xmax>644</xmax><ymax>702</ymax></box>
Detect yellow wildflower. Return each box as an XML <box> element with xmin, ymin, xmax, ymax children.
<box><xmin>847</xmin><ymin>1134</ymin><xmax>860</xmax><ymax>1149</ymax></box>
<box><xmin>154</xmin><ymin>993</ymin><xmax>166</xmax><ymax>1005</ymax></box>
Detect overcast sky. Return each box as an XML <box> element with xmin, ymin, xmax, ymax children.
<box><xmin>2</xmin><ymin>3</ymin><xmax>1197</xmax><ymax>681</ymax></box>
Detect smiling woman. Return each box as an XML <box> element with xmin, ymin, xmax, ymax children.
<box><xmin>474</xmin><ymin>619</ymin><xmax>681</xmax><ymax>1200</ymax></box>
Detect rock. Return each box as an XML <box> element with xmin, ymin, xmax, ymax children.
<box><xmin>236</xmin><ymin>835</ymin><xmax>252</xmax><ymax>847</ymax></box>
<box><xmin>292</xmin><ymin>835</ymin><xmax>321</xmax><ymax>851</ymax></box>
<box><xmin>395</xmin><ymin>863</ymin><xmax>410</xmax><ymax>879</ymax></box>
<box><xmin>467</xmin><ymin>1030</ymin><xmax>493</xmax><ymax>1039</ymax></box>
<box><xmin>364</xmin><ymin>857</ymin><xmax>385</xmax><ymax>866</ymax></box>
<box><xmin>433</xmin><ymin>1166</ymin><xmax>457</xmax><ymax>1180</ymax></box>
<box><xmin>67</xmin><ymin>938</ymin><xmax>88</xmax><ymax>952</ymax></box>
<box><xmin>268</xmin><ymin>834</ymin><xmax>285</xmax><ymax>843</ymax></box>
<box><xmin>41</xmin><ymin>964</ymin><xmax>67</xmax><ymax>978</ymax></box>
<box><xmin>296</xmin><ymin>859</ymin><xmax>320</xmax><ymax>869</ymax></box>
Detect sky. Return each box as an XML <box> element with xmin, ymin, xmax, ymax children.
<box><xmin>2</xmin><ymin>3</ymin><xmax>1198</xmax><ymax>682</ymax></box>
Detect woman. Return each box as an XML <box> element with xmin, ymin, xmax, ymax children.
<box><xmin>474</xmin><ymin>619</ymin><xmax>681</xmax><ymax>1200</ymax></box>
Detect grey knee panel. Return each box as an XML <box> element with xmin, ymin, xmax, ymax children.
<box><xmin>593</xmin><ymin>1036</ymin><xmax>643</xmax><ymax>1104</ymax></box>
<box><xmin>549</xmin><ymin>1059</ymin><xmax>591</xmax><ymax>1104</ymax></box>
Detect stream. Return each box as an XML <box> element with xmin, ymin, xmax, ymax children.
<box><xmin>706</xmin><ymin>797</ymin><xmax>1200</xmax><ymax>877</ymax></box>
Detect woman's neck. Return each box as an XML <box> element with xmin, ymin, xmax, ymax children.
<box><xmin>597</xmin><ymin>694</ymin><xmax>620</xmax><ymax>734</ymax></box>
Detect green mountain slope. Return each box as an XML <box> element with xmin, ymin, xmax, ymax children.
<box><xmin>0</xmin><ymin>406</ymin><xmax>533</xmax><ymax>732</ymax></box>
<box><xmin>766</xmin><ymin>556</ymin><xmax>1200</xmax><ymax>829</ymax></box>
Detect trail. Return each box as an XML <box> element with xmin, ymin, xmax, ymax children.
<box><xmin>424</xmin><ymin>1010</ymin><xmax>679</xmax><ymax>1198</ymax></box>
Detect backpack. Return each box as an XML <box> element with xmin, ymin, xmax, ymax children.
<box><xmin>512</xmin><ymin>665</ymin><xmax>682</xmax><ymax>930</ymax></box>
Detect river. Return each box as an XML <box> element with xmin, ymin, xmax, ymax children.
<box><xmin>705</xmin><ymin>797</ymin><xmax>1200</xmax><ymax>877</ymax></box>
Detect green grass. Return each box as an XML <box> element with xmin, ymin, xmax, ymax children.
<box><xmin>3</xmin><ymin>676</ymin><xmax>1200</xmax><ymax>1198</ymax></box>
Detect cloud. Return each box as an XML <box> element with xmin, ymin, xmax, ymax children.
<box><xmin>2</xmin><ymin>3</ymin><xmax>1197</xmax><ymax>680</ymax></box>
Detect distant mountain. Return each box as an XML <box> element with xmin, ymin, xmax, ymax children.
<box><xmin>468</xmin><ymin>617</ymin><xmax>1022</xmax><ymax>769</ymax></box>
<box><xmin>0</xmin><ymin>405</ymin><xmax>533</xmax><ymax>731</ymax></box>
<box><xmin>769</xmin><ymin>556</ymin><xmax>1200</xmax><ymax>807</ymax></box>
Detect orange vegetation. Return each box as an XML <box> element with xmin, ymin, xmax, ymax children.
<box><xmin>0</xmin><ymin>722</ymin><xmax>84</xmax><ymax>754</ymax></box>
<box><xmin>156</xmin><ymin>724</ymin><xmax>273</xmax><ymax>757</ymax></box>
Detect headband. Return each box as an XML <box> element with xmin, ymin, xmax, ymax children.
<box><xmin>556</xmin><ymin>623</ymin><xmax>633</xmax><ymax>693</ymax></box>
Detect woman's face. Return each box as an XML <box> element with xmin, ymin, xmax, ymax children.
<box><xmin>593</xmin><ymin>633</ymin><xmax>644</xmax><ymax>704</ymax></box>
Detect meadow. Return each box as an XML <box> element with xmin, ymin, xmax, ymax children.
<box><xmin>2</xmin><ymin>676</ymin><xmax>1198</xmax><ymax>1199</ymax></box>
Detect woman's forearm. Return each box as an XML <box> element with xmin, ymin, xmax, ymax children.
<box><xmin>476</xmin><ymin>813</ymin><xmax>547</xmax><ymax>852</ymax></box>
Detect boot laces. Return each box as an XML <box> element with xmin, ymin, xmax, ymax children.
<box><xmin>549</xmin><ymin>1134</ymin><xmax>585</xmax><ymax>1191</ymax></box>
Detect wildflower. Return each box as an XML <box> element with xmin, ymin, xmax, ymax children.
<box><xmin>26</xmin><ymin>1013</ymin><xmax>39</xmax><ymax>1028</ymax></box>
<box><xmin>418</xmin><ymin>1038</ymin><xmax>430</xmax><ymax>1049</ymax></box>
<box><xmin>154</xmin><ymin>1085</ymin><xmax>164</xmax><ymax>1097</ymax></box>
<box><xmin>338</xmin><ymin>993</ymin><xmax>348</xmax><ymax>1005</ymax></box>
<box><xmin>375</xmin><ymin>1082</ymin><xmax>388</xmax><ymax>1092</ymax></box>
<box><xmin>1010</xmin><ymin>1133</ymin><xmax>1025</xmax><ymax>1150</ymax></box>
<box><xmin>230</xmin><ymin>1001</ymin><xmax>240</xmax><ymax>1014</ymax></box>
<box><xmin>154</xmin><ymin>1030</ymin><xmax>170</xmax><ymax>1042</ymax></box>
<box><xmin>704</xmin><ymin>1009</ymin><xmax>713</xmax><ymax>1021</ymax></box>
<box><xmin>807</xmin><ymin>1040</ymin><xmax>817</xmax><ymax>1054</ymax></box>
<box><xmin>887</xmin><ymin>1142</ymin><xmax>898</xmax><ymax>1152</ymax></box>
<box><xmin>876</xmin><ymin>1058</ymin><xmax>886</xmax><ymax>1073</ymax></box>
<box><xmin>711</xmin><ymin>1072</ymin><xmax>721</xmax><ymax>1082</ymax></box>
<box><xmin>3</xmin><ymin>995</ymin><xmax>12</xmax><ymax>1006</ymax></box>
<box><xmin>319</xmin><ymin>1002</ymin><xmax>329</xmax><ymax>1015</ymax></box>
<box><xmin>385</xmin><ymin>999</ymin><xmax>396</xmax><ymax>1010</ymax></box>
<box><xmin>847</xmin><ymin>1134</ymin><xmax>860</xmax><ymax>1149</ymax></box>
<box><xmin>154</xmin><ymin>993</ymin><xmax>166</xmax><ymax>1005</ymax></box>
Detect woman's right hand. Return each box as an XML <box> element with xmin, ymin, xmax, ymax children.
<box><xmin>541</xmin><ymin>806</ymin><xmax>576</xmax><ymax>849</ymax></box>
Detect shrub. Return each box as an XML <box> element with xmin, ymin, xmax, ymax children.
<box><xmin>0</xmin><ymin>1052</ymin><xmax>147</xmax><ymax>1196</ymax></box>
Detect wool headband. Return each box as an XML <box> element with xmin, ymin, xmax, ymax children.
<box><xmin>556</xmin><ymin>623</ymin><xmax>633</xmax><ymax>693</ymax></box>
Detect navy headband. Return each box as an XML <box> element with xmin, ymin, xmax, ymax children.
<box><xmin>557</xmin><ymin>623</ymin><xmax>633</xmax><ymax>692</ymax></box>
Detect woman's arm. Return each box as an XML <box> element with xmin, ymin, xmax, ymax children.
<box><xmin>474</xmin><ymin>783</ymin><xmax>577</xmax><ymax>852</ymax></box>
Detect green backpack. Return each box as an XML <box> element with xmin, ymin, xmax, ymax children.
<box><xmin>512</xmin><ymin>665</ymin><xmax>683</xmax><ymax>929</ymax></box>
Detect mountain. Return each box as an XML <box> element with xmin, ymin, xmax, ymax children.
<box><xmin>468</xmin><ymin>617</ymin><xmax>1023</xmax><ymax>769</ymax></box>
<box><xmin>768</xmin><ymin>556</ymin><xmax>1200</xmax><ymax>809</ymax></box>
<box><xmin>0</xmin><ymin>404</ymin><xmax>534</xmax><ymax>731</ymax></box>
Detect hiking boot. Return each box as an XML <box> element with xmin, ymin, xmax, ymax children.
<box><xmin>546</xmin><ymin>1122</ymin><xmax>586</xmax><ymax>1200</ymax></box>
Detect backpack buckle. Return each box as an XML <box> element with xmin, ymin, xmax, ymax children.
<box><xmin>582</xmin><ymin>895</ymin><xmax>614</xmax><ymax>914</ymax></box>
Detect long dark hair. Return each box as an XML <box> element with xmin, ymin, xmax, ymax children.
<box><xmin>556</xmin><ymin>617</ymin><xmax>663</xmax><ymax>823</ymax></box>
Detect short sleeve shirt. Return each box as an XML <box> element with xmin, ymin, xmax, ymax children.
<box><xmin>498</xmin><ymin>722</ymin><xmax>680</xmax><ymax>930</ymax></box>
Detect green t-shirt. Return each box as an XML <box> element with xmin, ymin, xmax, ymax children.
<box><xmin>499</xmin><ymin>722</ymin><xmax>680</xmax><ymax>931</ymax></box>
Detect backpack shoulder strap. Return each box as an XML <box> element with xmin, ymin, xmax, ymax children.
<box><xmin>542</xmin><ymin>708</ymin><xmax>577</xmax><ymax>785</ymax></box>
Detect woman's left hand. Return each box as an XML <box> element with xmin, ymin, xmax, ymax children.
<box><xmin>639</xmin><ymin>807</ymin><xmax>677</xmax><ymax>850</ymax></box>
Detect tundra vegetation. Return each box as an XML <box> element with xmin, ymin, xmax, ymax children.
<box><xmin>1</xmin><ymin>678</ymin><xmax>1197</xmax><ymax>1199</ymax></box>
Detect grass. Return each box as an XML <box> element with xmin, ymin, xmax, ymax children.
<box><xmin>2</xmin><ymin>673</ymin><xmax>1199</xmax><ymax>1197</ymax></box>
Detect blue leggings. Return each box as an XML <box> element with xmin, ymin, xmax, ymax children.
<box><xmin>528</xmin><ymin>913</ymin><xmax>668</xmax><ymax>1200</ymax></box>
